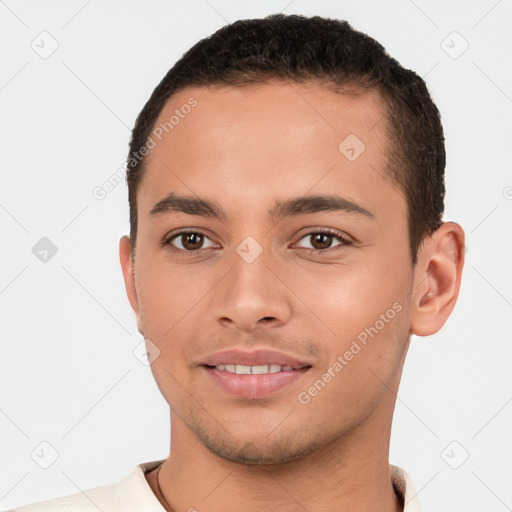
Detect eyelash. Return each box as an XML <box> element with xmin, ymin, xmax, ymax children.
<box><xmin>162</xmin><ymin>228</ymin><xmax>353</xmax><ymax>257</ymax></box>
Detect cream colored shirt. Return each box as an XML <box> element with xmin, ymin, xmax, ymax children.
<box><xmin>7</xmin><ymin>460</ymin><xmax>422</xmax><ymax>511</ymax></box>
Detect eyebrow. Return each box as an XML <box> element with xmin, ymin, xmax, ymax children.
<box><xmin>149</xmin><ymin>193</ymin><xmax>374</xmax><ymax>220</ymax></box>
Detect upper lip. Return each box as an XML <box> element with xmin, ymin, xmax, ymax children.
<box><xmin>199</xmin><ymin>348</ymin><xmax>312</xmax><ymax>369</ymax></box>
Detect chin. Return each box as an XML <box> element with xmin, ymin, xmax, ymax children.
<box><xmin>194</xmin><ymin>426</ymin><xmax>323</xmax><ymax>466</ymax></box>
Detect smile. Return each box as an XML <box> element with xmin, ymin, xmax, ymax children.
<box><xmin>210</xmin><ymin>364</ymin><xmax>305</xmax><ymax>374</ymax></box>
<box><xmin>199</xmin><ymin>348</ymin><xmax>313</xmax><ymax>398</ymax></box>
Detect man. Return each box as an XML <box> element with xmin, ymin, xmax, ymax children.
<box><xmin>10</xmin><ymin>13</ymin><xmax>464</xmax><ymax>512</ymax></box>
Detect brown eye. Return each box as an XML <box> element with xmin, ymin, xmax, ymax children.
<box><xmin>310</xmin><ymin>233</ymin><xmax>334</xmax><ymax>250</ymax></box>
<box><xmin>181</xmin><ymin>233</ymin><xmax>204</xmax><ymax>250</ymax></box>
<box><xmin>295</xmin><ymin>230</ymin><xmax>350</xmax><ymax>252</ymax></box>
<box><xmin>169</xmin><ymin>232</ymin><xmax>216</xmax><ymax>251</ymax></box>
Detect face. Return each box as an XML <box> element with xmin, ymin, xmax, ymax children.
<box><xmin>122</xmin><ymin>81</ymin><xmax>415</xmax><ymax>464</ymax></box>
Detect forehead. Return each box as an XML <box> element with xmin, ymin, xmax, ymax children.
<box><xmin>138</xmin><ymin>80</ymin><xmax>400</xmax><ymax>218</ymax></box>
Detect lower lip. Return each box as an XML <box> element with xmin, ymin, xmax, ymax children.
<box><xmin>202</xmin><ymin>366</ymin><xmax>310</xmax><ymax>399</ymax></box>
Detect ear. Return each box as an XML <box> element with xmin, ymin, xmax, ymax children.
<box><xmin>410</xmin><ymin>222</ymin><xmax>465</xmax><ymax>336</ymax></box>
<box><xmin>119</xmin><ymin>235</ymin><xmax>144</xmax><ymax>335</ymax></box>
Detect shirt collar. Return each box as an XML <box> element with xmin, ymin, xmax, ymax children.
<box><xmin>390</xmin><ymin>464</ymin><xmax>423</xmax><ymax>512</ymax></box>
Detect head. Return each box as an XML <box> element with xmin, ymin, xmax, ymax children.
<box><xmin>120</xmin><ymin>14</ymin><xmax>464</xmax><ymax>465</ymax></box>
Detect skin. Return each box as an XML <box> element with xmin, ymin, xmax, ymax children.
<box><xmin>119</xmin><ymin>80</ymin><xmax>465</xmax><ymax>512</ymax></box>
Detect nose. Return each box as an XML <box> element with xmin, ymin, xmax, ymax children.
<box><xmin>213</xmin><ymin>250</ymin><xmax>293</xmax><ymax>332</ymax></box>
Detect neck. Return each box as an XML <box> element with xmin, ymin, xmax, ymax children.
<box><xmin>151</xmin><ymin>420</ymin><xmax>401</xmax><ymax>511</ymax></box>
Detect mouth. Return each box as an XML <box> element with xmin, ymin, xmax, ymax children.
<box><xmin>206</xmin><ymin>363</ymin><xmax>308</xmax><ymax>374</ymax></box>
<box><xmin>199</xmin><ymin>349</ymin><xmax>312</xmax><ymax>399</ymax></box>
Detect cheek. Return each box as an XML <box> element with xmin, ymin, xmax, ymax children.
<box><xmin>135</xmin><ymin>258</ymin><xmax>211</xmax><ymax>337</ymax></box>
<box><xmin>287</xmin><ymin>258</ymin><xmax>410</xmax><ymax>348</ymax></box>
<box><xmin>293</xmin><ymin>269</ymin><xmax>410</xmax><ymax>425</ymax></box>
<box><xmin>134</xmin><ymin>260</ymin><xmax>222</xmax><ymax>396</ymax></box>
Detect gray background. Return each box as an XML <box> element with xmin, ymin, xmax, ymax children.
<box><xmin>1</xmin><ymin>0</ymin><xmax>511</xmax><ymax>510</ymax></box>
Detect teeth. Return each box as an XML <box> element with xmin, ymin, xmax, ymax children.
<box><xmin>251</xmin><ymin>365</ymin><xmax>269</xmax><ymax>375</ymax></box>
<box><xmin>213</xmin><ymin>364</ymin><xmax>295</xmax><ymax>374</ymax></box>
<box><xmin>236</xmin><ymin>364</ymin><xmax>251</xmax><ymax>374</ymax></box>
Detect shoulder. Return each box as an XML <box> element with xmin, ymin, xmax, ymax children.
<box><xmin>4</xmin><ymin>491</ymin><xmax>104</xmax><ymax>512</ymax></box>
<box><xmin>4</xmin><ymin>460</ymin><xmax>165</xmax><ymax>512</ymax></box>
<box><xmin>4</xmin><ymin>480</ymin><xmax>120</xmax><ymax>512</ymax></box>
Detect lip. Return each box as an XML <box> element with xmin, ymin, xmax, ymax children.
<box><xmin>200</xmin><ymin>348</ymin><xmax>312</xmax><ymax>368</ymax></box>
<box><xmin>199</xmin><ymin>348</ymin><xmax>312</xmax><ymax>399</ymax></box>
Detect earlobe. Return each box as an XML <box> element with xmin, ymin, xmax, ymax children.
<box><xmin>410</xmin><ymin>222</ymin><xmax>465</xmax><ymax>337</ymax></box>
<box><xmin>119</xmin><ymin>235</ymin><xmax>143</xmax><ymax>334</ymax></box>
